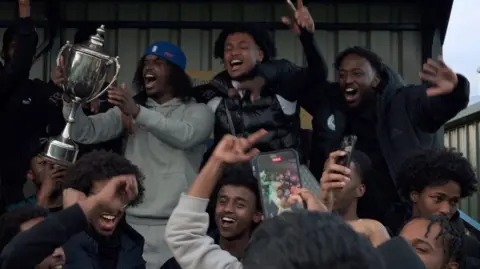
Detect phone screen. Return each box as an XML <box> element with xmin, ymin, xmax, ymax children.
<box><xmin>255</xmin><ymin>150</ymin><xmax>304</xmax><ymax>218</ymax></box>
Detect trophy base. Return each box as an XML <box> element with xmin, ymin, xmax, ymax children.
<box><xmin>41</xmin><ymin>136</ymin><xmax>79</xmax><ymax>166</ymax></box>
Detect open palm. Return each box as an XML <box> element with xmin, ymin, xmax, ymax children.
<box><xmin>212</xmin><ymin>129</ymin><xmax>267</xmax><ymax>164</ymax></box>
<box><xmin>419</xmin><ymin>56</ymin><xmax>458</xmax><ymax>97</ymax></box>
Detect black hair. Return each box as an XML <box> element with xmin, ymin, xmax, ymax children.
<box><xmin>334</xmin><ymin>46</ymin><xmax>384</xmax><ymax>74</ymax></box>
<box><xmin>74</xmin><ymin>26</ymin><xmax>98</xmax><ymax>44</ymax></box>
<box><xmin>407</xmin><ymin>215</ymin><xmax>463</xmax><ymax>263</ymax></box>
<box><xmin>0</xmin><ymin>205</ymin><xmax>49</xmax><ymax>251</ymax></box>
<box><xmin>350</xmin><ymin>150</ymin><xmax>372</xmax><ymax>182</ymax></box>
<box><xmin>397</xmin><ymin>149</ymin><xmax>478</xmax><ymax>200</ymax></box>
<box><xmin>243</xmin><ymin>211</ymin><xmax>382</xmax><ymax>269</ymax></box>
<box><xmin>62</xmin><ymin>150</ymin><xmax>145</xmax><ymax>207</ymax></box>
<box><xmin>216</xmin><ymin>163</ymin><xmax>262</xmax><ymax>211</ymax></box>
<box><xmin>132</xmin><ymin>56</ymin><xmax>194</xmax><ymax>105</ymax></box>
<box><xmin>213</xmin><ymin>24</ymin><xmax>277</xmax><ymax>62</ymax></box>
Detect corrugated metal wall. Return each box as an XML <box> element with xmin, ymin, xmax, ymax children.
<box><xmin>445</xmin><ymin>119</ymin><xmax>480</xmax><ymax>221</ymax></box>
<box><xmin>0</xmin><ymin>1</ymin><xmax>423</xmax><ymax>87</ymax></box>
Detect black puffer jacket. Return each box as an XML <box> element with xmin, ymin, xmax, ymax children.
<box><xmin>196</xmin><ymin>70</ymin><xmax>302</xmax><ymax>160</ymax></box>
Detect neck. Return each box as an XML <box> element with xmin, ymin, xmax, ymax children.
<box><xmin>411</xmin><ymin>205</ymin><xmax>420</xmax><ymax>218</ymax></box>
<box><xmin>219</xmin><ymin>233</ymin><xmax>250</xmax><ymax>259</ymax></box>
<box><xmin>152</xmin><ymin>93</ymin><xmax>174</xmax><ymax>104</ymax></box>
<box><xmin>339</xmin><ymin>201</ymin><xmax>359</xmax><ymax>221</ymax></box>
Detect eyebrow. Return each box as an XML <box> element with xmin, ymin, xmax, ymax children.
<box><xmin>219</xmin><ymin>194</ymin><xmax>248</xmax><ymax>203</ymax></box>
<box><xmin>411</xmin><ymin>238</ymin><xmax>434</xmax><ymax>250</ymax></box>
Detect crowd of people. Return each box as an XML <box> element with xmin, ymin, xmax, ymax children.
<box><xmin>0</xmin><ymin>0</ymin><xmax>479</xmax><ymax>269</ymax></box>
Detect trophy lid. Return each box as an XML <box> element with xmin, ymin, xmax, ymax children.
<box><xmin>88</xmin><ymin>25</ymin><xmax>106</xmax><ymax>50</ymax></box>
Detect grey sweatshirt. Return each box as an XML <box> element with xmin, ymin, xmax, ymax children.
<box><xmin>63</xmin><ymin>98</ymin><xmax>214</xmax><ymax>224</ymax></box>
<box><xmin>165</xmin><ymin>194</ymin><xmax>243</xmax><ymax>269</ymax></box>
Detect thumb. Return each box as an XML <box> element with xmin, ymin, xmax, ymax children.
<box><xmin>281</xmin><ymin>16</ymin><xmax>292</xmax><ymax>26</ymax></box>
<box><xmin>121</xmin><ymin>82</ymin><xmax>127</xmax><ymax>91</ymax></box>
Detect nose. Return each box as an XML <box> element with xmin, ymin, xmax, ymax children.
<box><xmin>345</xmin><ymin>74</ymin><xmax>355</xmax><ymax>85</ymax></box>
<box><xmin>52</xmin><ymin>247</ymin><xmax>65</xmax><ymax>260</ymax></box>
<box><xmin>438</xmin><ymin>202</ymin><xmax>454</xmax><ymax>218</ymax></box>
<box><xmin>224</xmin><ymin>202</ymin><xmax>234</xmax><ymax>213</ymax></box>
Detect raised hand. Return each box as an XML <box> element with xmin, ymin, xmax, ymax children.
<box><xmin>51</xmin><ymin>56</ymin><xmax>66</xmax><ymax>87</ymax></box>
<box><xmin>281</xmin><ymin>0</ymin><xmax>315</xmax><ymax>35</ymax></box>
<box><xmin>212</xmin><ymin>129</ymin><xmax>268</xmax><ymax>164</ymax></box>
<box><xmin>63</xmin><ymin>175</ymin><xmax>138</xmax><ymax>216</ymax></box>
<box><xmin>319</xmin><ymin>151</ymin><xmax>351</xmax><ymax>210</ymax></box>
<box><xmin>108</xmin><ymin>83</ymin><xmax>139</xmax><ymax>117</ymax></box>
<box><xmin>419</xmin><ymin>56</ymin><xmax>458</xmax><ymax>97</ymax></box>
<box><xmin>37</xmin><ymin>163</ymin><xmax>67</xmax><ymax>207</ymax></box>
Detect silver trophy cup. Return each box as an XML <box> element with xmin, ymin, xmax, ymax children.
<box><xmin>42</xmin><ymin>25</ymin><xmax>120</xmax><ymax>165</ymax></box>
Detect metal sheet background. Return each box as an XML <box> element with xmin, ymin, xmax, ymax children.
<box><xmin>0</xmin><ymin>1</ymin><xmax>422</xmax><ymax>86</ymax></box>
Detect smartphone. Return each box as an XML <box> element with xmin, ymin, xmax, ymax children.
<box><xmin>253</xmin><ymin>149</ymin><xmax>304</xmax><ymax>219</ymax></box>
<box><xmin>336</xmin><ymin>135</ymin><xmax>358</xmax><ymax>167</ymax></box>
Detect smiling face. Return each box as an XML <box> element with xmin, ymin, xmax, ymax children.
<box><xmin>223</xmin><ymin>32</ymin><xmax>264</xmax><ymax>80</ymax></box>
<box><xmin>338</xmin><ymin>53</ymin><xmax>380</xmax><ymax>108</ymax></box>
<box><xmin>20</xmin><ymin>217</ymin><xmax>66</xmax><ymax>269</ymax></box>
<box><xmin>215</xmin><ymin>185</ymin><xmax>261</xmax><ymax>240</ymax></box>
<box><xmin>89</xmin><ymin>180</ymin><xmax>125</xmax><ymax>236</ymax></box>
<box><xmin>142</xmin><ymin>54</ymin><xmax>172</xmax><ymax>98</ymax></box>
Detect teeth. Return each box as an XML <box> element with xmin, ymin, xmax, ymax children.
<box><xmin>145</xmin><ymin>74</ymin><xmax>154</xmax><ymax>78</ymax></box>
<box><xmin>345</xmin><ymin>88</ymin><xmax>356</xmax><ymax>93</ymax></box>
<box><xmin>222</xmin><ymin>217</ymin><xmax>235</xmax><ymax>223</ymax></box>
<box><xmin>101</xmin><ymin>214</ymin><xmax>116</xmax><ymax>220</ymax></box>
<box><xmin>231</xmin><ymin>60</ymin><xmax>242</xmax><ymax>65</ymax></box>
<box><xmin>53</xmin><ymin>265</ymin><xmax>63</xmax><ymax>269</ymax></box>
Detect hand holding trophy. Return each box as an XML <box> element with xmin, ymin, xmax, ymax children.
<box><xmin>42</xmin><ymin>25</ymin><xmax>120</xmax><ymax>166</ymax></box>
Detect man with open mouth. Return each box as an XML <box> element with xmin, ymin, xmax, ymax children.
<box><xmin>194</xmin><ymin>0</ymin><xmax>325</xmax><ymax>167</ymax></box>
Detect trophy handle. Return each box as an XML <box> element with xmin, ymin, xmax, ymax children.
<box><xmin>86</xmin><ymin>56</ymin><xmax>121</xmax><ymax>103</ymax></box>
<box><xmin>56</xmin><ymin>42</ymin><xmax>72</xmax><ymax>92</ymax></box>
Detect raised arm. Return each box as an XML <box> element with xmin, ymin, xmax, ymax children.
<box><xmin>63</xmin><ymin>100</ymin><xmax>124</xmax><ymax>144</ymax></box>
<box><xmin>134</xmin><ymin>103</ymin><xmax>214</xmax><ymax>149</ymax></box>
<box><xmin>0</xmin><ymin>0</ymin><xmax>37</xmax><ymax>102</ymax></box>
<box><xmin>407</xmin><ymin>57</ymin><xmax>469</xmax><ymax>132</ymax></box>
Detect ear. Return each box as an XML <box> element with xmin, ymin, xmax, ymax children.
<box><xmin>253</xmin><ymin>211</ymin><xmax>263</xmax><ymax>224</ymax></box>
<box><xmin>410</xmin><ymin>191</ymin><xmax>419</xmax><ymax>203</ymax></box>
<box><xmin>372</xmin><ymin>74</ymin><xmax>381</xmax><ymax>88</ymax></box>
<box><xmin>355</xmin><ymin>184</ymin><xmax>366</xmax><ymax>198</ymax></box>
<box><xmin>446</xmin><ymin>261</ymin><xmax>459</xmax><ymax>269</ymax></box>
<box><xmin>256</xmin><ymin>50</ymin><xmax>264</xmax><ymax>63</ymax></box>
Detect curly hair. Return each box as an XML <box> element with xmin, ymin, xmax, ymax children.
<box><xmin>408</xmin><ymin>215</ymin><xmax>463</xmax><ymax>263</ymax></box>
<box><xmin>243</xmin><ymin>211</ymin><xmax>382</xmax><ymax>269</ymax></box>
<box><xmin>132</xmin><ymin>56</ymin><xmax>193</xmax><ymax>105</ymax></box>
<box><xmin>0</xmin><ymin>205</ymin><xmax>49</xmax><ymax>251</ymax></box>
<box><xmin>216</xmin><ymin>163</ymin><xmax>261</xmax><ymax>211</ymax></box>
<box><xmin>62</xmin><ymin>150</ymin><xmax>145</xmax><ymax>207</ymax></box>
<box><xmin>334</xmin><ymin>46</ymin><xmax>384</xmax><ymax>73</ymax></box>
<box><xmin>214</xmin><ymin>24</ymin><xmax>277</xmax><ymax>62</ymax></box>
<box><xmin>397</xmin><ymin>149</ymin><xmax>478</xmax><ymax>200</ymax></box>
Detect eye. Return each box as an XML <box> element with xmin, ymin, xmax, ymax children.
<box><xmin>415</xmin><ymin>247</ymin><xmax>428</xmax><ymax>254</ymax></box>
<box><xmin>431</xmin><ymin>196</ymin><xmax>443</xmax><ymax>203</ymax></box>
<box><xmin>236</xmin><ymin>203</ymin><xmax>246</xmax><ymax>209</ymax></box>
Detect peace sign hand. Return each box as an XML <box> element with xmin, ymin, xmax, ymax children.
<box><xmin>419</xmin><ymin>56</ymin><xmax>458</xmax><ymax>97</ymax></box>
<box><xmin>281</xmin><ymin>0</ymin><xmax>315</xmax><ymax>35</ymax></box>
<box><xmin>212</xmin><ymin>129</ymin><xmax>268</xmax><ymax>164</ymax></box>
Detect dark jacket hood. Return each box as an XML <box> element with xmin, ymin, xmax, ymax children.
<box><xmin>377</xmin><ymin>65</ymin><xmax>406</xmax><ymax>101</ymax></box>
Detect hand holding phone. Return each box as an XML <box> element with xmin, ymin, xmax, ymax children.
<box><xmin>336</xmin><ymin>135</ymin><xmax>357</xmax><ymax>167</ymax></box>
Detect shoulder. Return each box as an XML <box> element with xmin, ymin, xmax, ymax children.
<box><xmin>185</xmin><ymin>102</ymin><xmax>214</xmax><ymax>116</ymax></box>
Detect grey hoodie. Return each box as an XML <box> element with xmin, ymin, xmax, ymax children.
<box><xmin>63</xmin><ymin>98</ymin><xmax>214</xmax><ymax>224</ymax></box>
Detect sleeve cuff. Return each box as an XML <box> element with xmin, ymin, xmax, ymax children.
<box><xmin>177</xmin><ymin>194</ymin><xmax>210</xmax><ymax>213</ymax></box>
<box><xmin>135</xmin><ymin>105</ymin><xmax>156</xmax><ymax>126</ymax></box>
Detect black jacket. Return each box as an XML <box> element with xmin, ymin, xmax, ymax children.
<box><xmin>195</xmin><ymin>31</ymin><xmax>326</xmax><ymax>164</ymax></box>
<box><xmin>0</xmin><ymin>205</ymin><xmax>86</xmax><ymax>269</ymax></box>
<box><xmin>0</xmin><ymin>17</ymin><xmax>66</xmax><ymax>210</ymax></box>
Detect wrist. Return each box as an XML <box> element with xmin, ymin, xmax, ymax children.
<box><xmin>132</xmin><ymin>104</ymin><xmax>140</xmax><ymax>118</ymax></box>
<box><xmin>78</xmin><ymin>196</ymin><xmax>100</xmax><ymax>221</ymax></box>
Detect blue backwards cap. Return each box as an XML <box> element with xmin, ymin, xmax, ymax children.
<box><xmin>143</xmin><ymin>41</ymin><xmax>186</xmax><ymax>70</ymax></box>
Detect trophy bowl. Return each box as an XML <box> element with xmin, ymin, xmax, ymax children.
<box><xmin>42</xmin><ymin>25</ymin><xmax>120</xmax><ymax>165</ymax></box>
